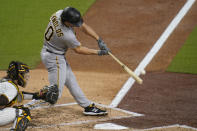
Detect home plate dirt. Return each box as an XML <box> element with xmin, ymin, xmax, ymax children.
<box><xmin>29</xmin><ymin>104</ymin><xmax>133</xmax><ymax>128</ymax></box>
<box><xmin>0</xmin><ymin>69</ymin><xmax>133</xmax><ymax>131</ymax></box>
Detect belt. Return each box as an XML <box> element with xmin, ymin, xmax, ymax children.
<box><xmin>46</xmin><ymin>49</ymin><xmax>65</xmax><ymax>55</ymax></box>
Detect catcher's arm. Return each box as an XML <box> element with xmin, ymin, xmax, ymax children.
<box><xmin>23</xmin><ymin>84</ymin><xmax>59</xmax><ymax>105</ymax></box>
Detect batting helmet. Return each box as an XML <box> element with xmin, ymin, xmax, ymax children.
<box><xmin>61</xmin><ymin>7</ymin><xmax>83</xmax><ymax>27</ymax></box>
<box><xmin>7</xmin><ymin>61</ymin><xmax>30</xmax><ymax>87</ymax></box>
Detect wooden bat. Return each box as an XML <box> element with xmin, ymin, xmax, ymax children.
<box><xmin>108</xmin><ymin>52</ymin><xmax>143</xmax><ymax>84</ymax></box>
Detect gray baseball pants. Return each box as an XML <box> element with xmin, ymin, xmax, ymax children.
<box><xmin>41</xmin><ymin>47</ymin><xmax>91</xmax><ymax>108</ymax></box>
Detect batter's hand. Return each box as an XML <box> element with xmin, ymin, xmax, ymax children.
<box><xmin>97</xmin><ymin>38</ymin><xmax>110</xmax><ymax>52</ymax></box>
<box><xmin>98</xmin><ymin>49</ymin><xmax>109</xmax><ymax>56</ymax></box>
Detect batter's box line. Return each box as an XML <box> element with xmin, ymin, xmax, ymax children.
<box><xmin>95</xmin><ymin>103</ymin><xmax>144</xmax><ymax>117</ymax></box>
<box><xmin>34</xmin><ymin>102</ymin><xmax>144</xmax><ymax>117</ymax></box>
<box><xmin>141</xmin><ymin>124</ymin><xmax>197</xmax><ymax>131</ymax></box>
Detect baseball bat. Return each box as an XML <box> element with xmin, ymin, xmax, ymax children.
<box><xmin>108</xmin><ymin>52</ymin><xmax>143</xmax><ymax>84</ymax></box>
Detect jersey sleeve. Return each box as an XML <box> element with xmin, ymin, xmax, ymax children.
<box><xmin>66</xmin><ymin>34</ymin><xmax>81</xmax><ymax>49</ymax></box>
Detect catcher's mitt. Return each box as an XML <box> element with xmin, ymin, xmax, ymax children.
<box><xmin>40</xmin><ymin>84</ymin><xmax>59</xmax><ymax>104</ymax></box>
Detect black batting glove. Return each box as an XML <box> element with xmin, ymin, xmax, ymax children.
<box><xmin>97</xmin><ymin>38</ymin><xmax>110</xmax><ymax>52</ymax></box>
<box><xmin>98</xmin><ymin>49</ymin><xmax>109</xmax><ymax>56</ymax></box>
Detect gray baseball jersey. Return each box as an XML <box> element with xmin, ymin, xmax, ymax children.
<box><xmin>41</xmin><ymin>10</ymin><xmax>91</xmax><ymax>108</ymax></box>
<box><xmin>44</xmin><ymin>10</ymin><xmax>80</xmax><ymax>55</ymax></box>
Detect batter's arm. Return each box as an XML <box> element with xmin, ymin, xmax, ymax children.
<box><xmin>80</xmin><ymin>23</ymin><xmax>99</xmax><ymax>41</ymax></box>
<box><xmin>73</xmin><ymin>45</ymin><xmax>99</xmax><ymax>55</ymax></box>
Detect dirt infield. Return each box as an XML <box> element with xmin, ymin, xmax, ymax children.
<box><xmin>113</xmin><ymin>72</ymin><xmax>197</xmax><ymax>129</ymax></box>
<box><xmin>1</xmin><ymin>0</ymin><xmax>197</xmax><ymax>130</ymax></box>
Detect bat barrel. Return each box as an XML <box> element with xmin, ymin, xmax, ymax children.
<box><xmin>109</xmin><ymin>52</ymin><xmax>143</xmax><ymax>84</ymax></box>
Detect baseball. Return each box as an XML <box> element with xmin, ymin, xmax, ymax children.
<box><xmin>140</xmin><ymin>69</ymin><xmax>146</xmax><ymax>75</ymax></box>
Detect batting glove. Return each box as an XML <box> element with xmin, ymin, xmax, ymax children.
<box><xmin>97</xmin><ymin>38</ymin><xmax>110</xmax><ymax>52</ymax></box>
<box><xmin>98</xmin><ymin>49</ymin><xmax>109</xmax><ymax>56</ymax></box>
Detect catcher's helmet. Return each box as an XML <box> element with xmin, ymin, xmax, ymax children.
<box><xmin>61</xmin><ymin>7</ymin><xmax>83</xmax><ymax>27</ymax></box>
<box><xmin>7</xmin><ymin>61</ymin><xmax>30</xmax><ymax>87</ymax></box>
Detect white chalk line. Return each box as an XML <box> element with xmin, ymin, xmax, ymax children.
<box><xmin>110</xmin><ymin>0</ymin><xmax>196</xmax><ymax>108</ymax></box>
<box><xmin>33</xmin><ymin>102</ymin><xmax>77</xmax><ymax>109</ymax></box>
<box><xmin>141</xmin><ymin>124</ymin><xmax>197</xmax><ymax>131</ymax></box>
<box><xmin>108</xmin><ymin>0</ymin><xmax>197</xmax><ymax>130</ymax></box>
<box><xmin>31</xmin><ymin>102</ymin><xmax>143</xmax><ymax>117</ymax></box>
<box><xmin>95</xmin><ymin>103</ymin><xmax>144</xmax><ymax>117</ymax></box>
<box><xmin>26</xmin><ymin>101</ymin><xmax>143</xmax><ymax>117</ymax></box>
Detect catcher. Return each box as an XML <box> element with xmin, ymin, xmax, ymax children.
<box><xmin>0</xmin><ymin>61</ymin><xmax>59</xmax><ymax>131</ymax></box>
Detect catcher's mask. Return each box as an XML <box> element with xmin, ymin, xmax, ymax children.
<box><xmin>61</xmin><ymin>7</ymin><xmax>83</xmax><ymax>27</ymax></box>
<box><xmin>7</xmin><ymin>61</ymin><xmax>30</xmax><ymax>87</ymax></box>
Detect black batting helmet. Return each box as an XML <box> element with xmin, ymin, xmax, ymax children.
<box><xmin>61</xmin><ymin>7</ymin><xmax>83</xmax><ymax>27</ymax></box>
<box><xmin>7</xmin><ymin>61</ymin><xmax>30</xmax><ymax>87</ymax></box>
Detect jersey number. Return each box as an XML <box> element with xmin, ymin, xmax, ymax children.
<box><xmin>45</xmin><ymin>26</ymin><xmax>63</xmax><ymax>41</ymax></box>
<box><xmin>45</xmin><ymin>26</ymin><xmax>54</xmax><ymax>41</ymax></box>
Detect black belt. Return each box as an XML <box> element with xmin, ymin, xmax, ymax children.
<box><xmin>46</xmin><ymin>49</ymin><xmax>65</xmax><ymax>55</ymax></box>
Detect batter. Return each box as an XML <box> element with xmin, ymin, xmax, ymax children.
<box><xmin>41</xmin><ymin>7</ymin><xmax>110</xmax><ymax>116</ymax></box>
